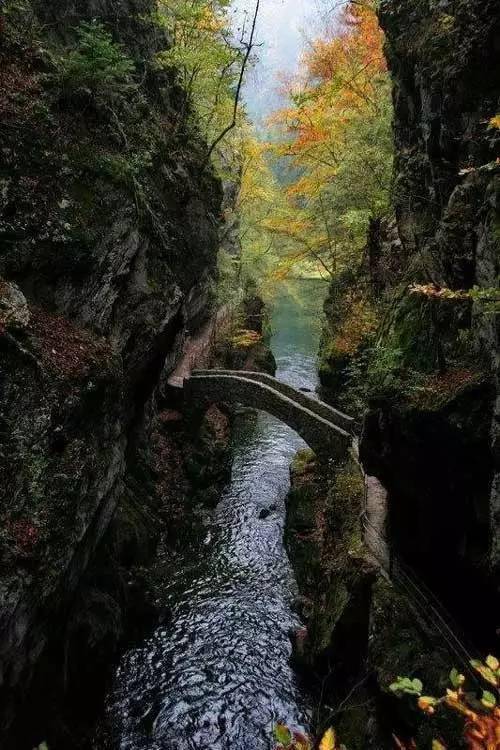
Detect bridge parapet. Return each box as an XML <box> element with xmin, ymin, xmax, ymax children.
<box><xmin>192</xmin><ymin>369</ymin><xmax>356</xmax><ymax>435</ymax></box>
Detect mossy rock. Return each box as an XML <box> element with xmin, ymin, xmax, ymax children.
<box><xmin>291</xmin><ymin>448</ymin><xmax>316</xmax><ymax>477</ymax></box>
<box><xmin>369</xmin><ymin>578</ymin><xmax>464</xmax><ymax>748</ymax></box>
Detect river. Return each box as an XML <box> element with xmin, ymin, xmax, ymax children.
<box><xmin>106</xmin><ymin>279</ymin><xmax>328</xmax><ymax>750</ymax></box>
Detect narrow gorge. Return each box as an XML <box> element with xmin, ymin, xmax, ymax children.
<box><xmin>0</xmin><ymin>1</ymin><xmax>498</xmax><ymax>749</ymax></box>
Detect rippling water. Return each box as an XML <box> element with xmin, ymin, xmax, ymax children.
<box><xmin>107</xmin><ymin>279</ymin><xmax>328</xmax><ymax>750</ymax></box>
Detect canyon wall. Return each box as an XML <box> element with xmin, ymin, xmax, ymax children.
<box><xmin>0</xmin><ymin>0</ymin><xmax>223</xmax><ymax>743</ymax></box>
<box><xmin>296</xmin><ymin>1</ymin><xmax>499</xmax><ymax>745</ymax></box>
<box><xmin>361</xmin><ymin>0</ymin><xmax>500</xmax><ymax>642</ymax></box>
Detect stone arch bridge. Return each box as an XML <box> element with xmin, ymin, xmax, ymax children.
<box><xmin>183</xmin><ymin>369</ymin><xmax>356</xmax><ymax>458</ymax></box>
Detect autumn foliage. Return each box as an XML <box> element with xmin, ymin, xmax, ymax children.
<box><xmin>274</xmin><ymin>656</ymin><xmax>500</xmax><ymax>750</ymax></box>
<box><xmin>329</xmin><ymin>293</ymin><xmax>378</xmax><ymax>357</ymax></box>
<box><xmin>273</xmin><ymin>723</ymin><xmax>343</xmax><ymax>750</ymax></box>
<box><xmin>391</xmin><ymin>656</ymin><xmax>500</xmax><ymax>749</ymax></box>
<box><xmin>264</xmin><ymin>1</ymin><xmax>392</xmax><ymax>280</ymax></box>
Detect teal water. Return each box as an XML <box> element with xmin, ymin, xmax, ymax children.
<box><xmin>107</xmin><ymin>279</ymin><xmax>328</xmax><ymax>750</ymax></box>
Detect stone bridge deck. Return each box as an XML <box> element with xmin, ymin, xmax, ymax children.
<box><xmin>184</xmin><ymin>369</ymin><xmax>355</xmax><ymax>457</ymax></box>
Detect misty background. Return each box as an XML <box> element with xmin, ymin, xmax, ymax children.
<box><xmin>231</xmin><ymin>0</ymin><xmax>338</xmax><ymax>127</ymax></box>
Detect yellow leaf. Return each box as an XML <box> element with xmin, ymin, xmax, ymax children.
<box><xmin>485</xmin><ymin>654</ymin><xmax>499</xmax><ymax>671</ymax></box>
<box><xmin>319</xmin><ymin>728</ymin><xmax>337</xmax><ymax>750</ymax></box>
<box><xmin>418</xmin><ymin>696</ymin><xmax>437</xmax><ymax>714</ymax></box>
<box><xmin>432</xmin><ymin>741</ymin><xmax>446</xmax><ymax>750</ymax></box>
<box><xmin>489</xmin><ymin>115</ymin><xmax>500</xmax><ymax>129</ymax></box>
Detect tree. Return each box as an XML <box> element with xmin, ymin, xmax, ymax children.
<box><xmin>155</xmin><ymin>0</ymin><xmax>260</xmax><ymax>172</ymax></box>
<box><xmin>269</xmin><ymin>0</ymin><xmax>392</xmax><ymax>279</ymax></box>
<box><xmin>205</xmin><ymin>0</ymin><xmax>260</xmax><ymax>164</ymax></box>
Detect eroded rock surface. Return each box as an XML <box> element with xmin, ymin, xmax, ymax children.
<box><xmin>0</xmin><ymin>0</ymin><xmax>222</xmax><ymax>743</ymax></box>
<box><xmin>360</xmin><ymin>0</ymin><xmax>500</xmax><ymax>644</ymax></box>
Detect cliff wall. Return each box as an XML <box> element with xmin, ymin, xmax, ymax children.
<box><xmin>305</xmin><ymin>1</ymin><xmax>500</xmax><ymax>743</ymax></box>
<box><xmin>359</xmin><ymin>0</ymin><xmax>500</xmax><ymax>643</ymax></box>
<box><xmin>0</xmin><ymin>0</ymin><xmax>222</xmax><ymax>743</ymax></box>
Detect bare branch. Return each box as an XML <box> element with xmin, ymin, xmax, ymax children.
<box><xmin>203</xmin><ymin>0</ymin><xmax>260</xmax><ymax>167</ymax></box>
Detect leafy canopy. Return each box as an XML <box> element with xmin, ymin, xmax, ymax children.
<box><xmin>155</xmin><ymin>0</ymin><xmax>244</xmax><ymax>151</ymax></box>
<box><xmin>266</xmin><ymin>1</ymin><xmax>393</xmax><ymax>280</ymax></box>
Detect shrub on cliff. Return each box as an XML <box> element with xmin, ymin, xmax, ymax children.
<box><xmin>274</xmin><ymin>655</ymin><xmax>500</xmax><ymax>749</ymax></box>
<box><xmin>53</xmin><ymin>21</ymin><xmax>135</xmax><ymax>95</ymax></box>
<box><xmin>391</xmin><ymin>655</ymin><xmax>500</xmax><ymax>749</ymax></box>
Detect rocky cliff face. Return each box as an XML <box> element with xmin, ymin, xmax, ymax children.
<box><xmin>309</xmin><ymin>2</ymin><xmax>499</xmax><ymax>742</ymax></box>
<box><xmin>283</xmin><ymin>451</ymin><xmax>380</xmax><ymax>747</ymax></box>
<box><xmin>0</xmin><ymin>0</ymin><xmax>222</xmax><ymax>743</ymax></box>
<box><xmin>360</xmin><ymin>0</ymin><xmax>500</xmax><ymax>644</ymax></box>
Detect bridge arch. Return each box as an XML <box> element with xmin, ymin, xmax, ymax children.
<box><xmin>184</xmin><ymin>370</ymin><xmax>354</xmax><ymax>458</ymax></box>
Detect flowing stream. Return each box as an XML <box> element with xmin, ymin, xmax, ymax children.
<box><xmin>107</xmin><ymin>279</ymin><xmax>328</xmax><ymax>750</ymax></box>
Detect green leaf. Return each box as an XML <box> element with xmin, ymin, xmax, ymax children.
<box><xmin>412</xmin><ymin>678</ymin><xmax>423</xmax><ymax>693</ymax></box>
<box><xmin>481</xmin><ymin>690</ymin><xmax>497</xmax><ymax>710</ymax></box>
<box><xmin>471</xmin><ymin>659</ymin><xmax>498</xmax><ymax>687</ymax></box>
<box><xmin>274</xmin><ymin>723</ymin><xmax>292</xmax><ymax>746</ymax></box>
<box><xmin>389</xmin><ymin>676</ymin><xmax>423</xmax><ymax>695</ymax></box>
<box><xmin>449</xmin><ymin>668</ymin><xmax>465</xmax><ymax>688</ymax></box>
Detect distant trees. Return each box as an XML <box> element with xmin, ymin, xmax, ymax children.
<box><xmin>268</xmin><ymin>0</ymin><xmax>393</xmax><ymax>279</ymax></box>
<box><xmin>151</xmin><ymin>1</ymin><xmax>393</xmax><ymax>294</ymax></box>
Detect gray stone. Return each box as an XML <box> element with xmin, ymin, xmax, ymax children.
<box><xmin>0</xmin><ymin>281</ymin><xmax>30</xmax><ymax>330</ymax></box>
<box><xmin>185</xmin><ymin>370</ymin><xmax>354</xmax><ymax>459</ymax></box>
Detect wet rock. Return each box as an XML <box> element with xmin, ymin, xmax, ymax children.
<box><xmin>157</xmin><ymin>606</ymin><xmax>173</xmax><ymax>626</ymax></box>
<box><xmin>158</xmin><ymin>409</ymin><xmax>184</xmax><ymax>432</ymax></box>
<box><xmin>289</xmin><ymin>626</ymin><xmax>309</xmax><ymax>662</ymax></box>
<box><xmin>183</xmin><ymin>405</ymin><xmax>232</xmax><ymax>505</ymax></box>
<box><xmin>362</xmin><ymin>0</ymin><xmax>500</xmax><ymax>643</ymax></box>
<box><xmin>0</xmin><ymin>280</ymin><xmax>30</xmax><ymax>331</ymax></box>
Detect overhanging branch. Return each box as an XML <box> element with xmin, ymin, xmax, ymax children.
<box><xmin>203</xmin><ymin>0</ymin><xmax>260</xmax><ymax>167</ymax></box>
